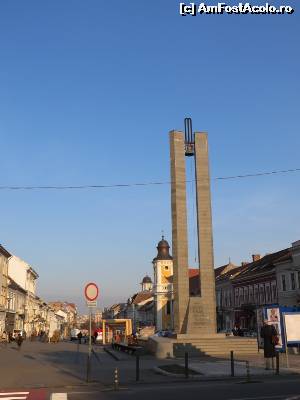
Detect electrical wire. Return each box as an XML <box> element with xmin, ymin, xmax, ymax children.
<box><xmin>0</xmin><ymin>167</ymin><xmax>299</xmax><ymax>190</ymax></box>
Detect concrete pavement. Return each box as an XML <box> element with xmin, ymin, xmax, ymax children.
<box><xmin>0</xmin><ymin>340</ymin><xmax>176</xmax><ymax>388</ymax></box>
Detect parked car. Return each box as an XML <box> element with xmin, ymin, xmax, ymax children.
<box><xmin>70</xmin><ymin>328</ymin><xmax>81</xmax><ymax>341</ymax></box>
<box><xmin>153</xmin><ymin>330</ymin><xmax>174</xmax><ymax>338</ymax></box>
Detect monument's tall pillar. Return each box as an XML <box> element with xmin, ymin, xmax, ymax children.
<box><xmin>170</xmin><ymin>131</ymin><xmax>190</xmax><ymax>334</ymax></box>
<box><xmin>194</xmin><ymin>132</ymin><xmax>217</xmax><ymax>333</ymax></box>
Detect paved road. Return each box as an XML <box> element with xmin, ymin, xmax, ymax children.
<box><xmin>66</xmin><ymin>379</ymin><xmax>300</xmax><ymax>400</ymax></box>
<box><xmin>2</xmin><ymin>380</ymin><xmax>300</xmax><ymax>400</ymax></box>
<box><xmin>1</xmin><ymin>341</ymin><xmax>300</xmax><ymax>400</ymax></box>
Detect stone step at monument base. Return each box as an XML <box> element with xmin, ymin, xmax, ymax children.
<box><xmin>173</xmin><ymin>337</ymin><xmax>258</xmax><ymax>358</ymax></box>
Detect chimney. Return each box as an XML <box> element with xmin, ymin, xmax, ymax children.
<box><xmin>252</xmin><ymin>254</ymin><xmax>261</xmax><ymax>262</ymax></box>
<box><xmin>241</xmin><ymin>262</ymin><xmax>249</xmax><ymax>267</ymax></box>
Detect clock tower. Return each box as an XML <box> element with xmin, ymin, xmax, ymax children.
<box><xmin>152</xmin><ymin>236</ymin><xmax>174</xmax><ymax>331</ymax></box>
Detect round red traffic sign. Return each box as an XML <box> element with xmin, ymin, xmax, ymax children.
<box><xmin>84</xmin><ymin>282</ymin><xmax>99</xmax><ymax>301</ymax></box>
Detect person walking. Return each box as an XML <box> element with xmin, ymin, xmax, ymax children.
<box><xmin>1</xmin><ymin>331</ymin><xmax>8</xmax><ymax>346</ymax></box>
<box><xmin>77</xmin><ymin>331</ymin><xmax>83</xmax><ymax>345</ymax></box>
<box><xmin>16</xmin><ymin>333</ymin><xmax>23</xmax><ymax>351</ymax></box>
<box><xmin>260</xmin><ymin>319</ymin><xmax>277</xmax><ymax>370</ymax></box>
<box><xmin>93</xmin><ymin>331</ymin><xmax>98</xmax><ymax>344</ymax></box>
<box><xmin>8</xmin><ymin>332</ymin><xmax>13</xmax><ymax>343</ymax></box>
<box><xmin>232</xmin><ymin>325</ymin><xmax>239</xmax><ymax>336</ymax></box>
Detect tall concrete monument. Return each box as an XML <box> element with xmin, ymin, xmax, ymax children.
<box><xmin>148</xmin><ymin>121</ymin><xmax>257</xmax><ymax>357</ymax></box>
<box><xmin>170</xmin><ymin>119</ymin><xmax>217</xmax><ymax>335</ymax></box>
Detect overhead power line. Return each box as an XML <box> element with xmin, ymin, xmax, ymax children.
<box><xmin>0</xmin><ymin>167</ymin><xmax>299</xmax><ymax>191</ymax></box>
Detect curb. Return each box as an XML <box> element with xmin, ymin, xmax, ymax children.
<box><xmin>103</xmin><ymin>347</ymin><xmax>121</xmax><ymax>361</ymax></box>
<box><xmin>152</xmin><ymin>366</ymin><xmax>299</xmax><ymax>382</ymax></box>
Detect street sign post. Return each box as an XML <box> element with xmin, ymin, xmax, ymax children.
<box><xmin>84</xmin><ymin>282</ymin><xmax>99</xmax><ymax>382</ymax></box>
<box><xmin>84</xmin><ymin>283</ymin><xmax>99</xmax><ymax>302</ymax></box>
<box><xmin>86</xmin><ymin>300</ymin><xmax>97</xmax><ymax>308</ymax></box>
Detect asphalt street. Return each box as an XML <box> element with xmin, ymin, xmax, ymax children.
<box><xmin>66</xmin><ymin>379</ymin><xmax>300</xmax><ymax>400</ymax></box>
<box><xmin>1</xmin><ymin>341</ymin><xmax>300</xmax><ymax>400</ymax></box>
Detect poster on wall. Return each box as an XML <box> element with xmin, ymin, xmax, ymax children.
<box><xmin>284</xmin><ymin>312</ymin><xmax>300</xmax><ymax>343</ymax></box>
<box><xmin>265</xmin><ymin>307</ymin><xmax>283</xmax><ymax>349</ymax></box>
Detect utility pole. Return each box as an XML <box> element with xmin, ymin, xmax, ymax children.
<box><xmin>84</xmin><ymin>282</ymin><xmax>99</xmax><ymax>383</ymax></box>
<box><xmin>87</xmin><ymin>307</ymin><xmax>92</xmax><ymax>382</ymax></box>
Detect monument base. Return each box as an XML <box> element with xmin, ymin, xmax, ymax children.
<box><xmin>148</xmin><ymin>334</ymin><xmax>258</xmax><ymax>359</ymax></box>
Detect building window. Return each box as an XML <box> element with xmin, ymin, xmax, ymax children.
<box><xmin>291</xmin><ymin>273</ymin><xmax>296</xmax><ymax>290</ymax></box>
<box><xmin>271</xmin><ymin>281</ymin><xmax>277</xmax><ymax>302</ymax></box>
<box><xmin>265</xmin><ymin>284</ymin><xmax>271</xmax><ymax>304</ymax></box>
<box><xmin>298</xmin><ymin>271</ymin><xmax>300</xmax><ymax>289</ymax></box>
<box><xmin>281</xmin><ymin>275</ymin><xmax>286</xmax><ymax>291</ymax></box>
<box><xmin>249</xmin><ymin>286</ymin><xmax>253</xmax><ymax>303</ymax></box>
<box><xmin>164</xmin><ymin>266</ymin><xmax>169</xmax><ymax>270</ymax></box>
<box><xmin>259</xmin><ymin>285</ymin><xmax>265</xmax><ymax>304</ymax></box>
<box><xmin>254</xmin><ymin>285</ymin><xmax>259</xmax><ymax>304</ymax></box>
<box><xmin>244</xmin><ymin>287</ymin><xmax>249</xmax><ymax>304</ymax></box>
<box><xmin>166</xmin><ymin>301</ymin><xmax>171</xmax><ymax>315</ymax></box>
<box><xmin>235</xmin><ymin>289</ymin><xmax>239</xmax><ymax>307</ymax></box>
<box><xmin>217</xmin><ymin>291</ymin><xmax>221</xmax><ymax>307</ymax></box>
<box><xmin>239</xmin><ymin>288</ymin><xmax>244</xmax><ymax>305</ymax></box>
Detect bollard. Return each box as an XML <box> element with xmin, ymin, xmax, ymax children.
<box><xmin>86</xmin><ymin>353</ymin><xmax>91</xmax><ymax>383</ymax></box>
<box><xmin>136</xmin><ymin>355</ymin><xmax>140</xmax><ymax>381</ymax></box>
<box><xmin>275</xmin><ymin>352</ymin><xmax>280</xmax><ymax>375</ymax></box>
<box><xmin>185</xmin><ymin>352</ymin><xmax>189</xmax><ymax>379</ymax></box>
<box><xmin>246</xmin><ymin>361</ymin><xmax>250</xmax><ymax>383</ymax></box>
<box><xmin>114</xmin><ymin>367</ymin><xmax>119</xmax><ymax>391</ymax></box>
<box><xmin>230</xmin><ymin>351</ymin><xmax>235</xmax><ymax>377</ymax></box>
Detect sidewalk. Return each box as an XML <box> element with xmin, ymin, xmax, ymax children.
<box><xmin>0</xmin><ymin>342</ymin><xmax>83</xmax><ymax>388</ymax></box>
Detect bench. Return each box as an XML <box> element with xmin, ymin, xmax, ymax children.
<box><xmin>112</xmin><ymin>342</ymin><xmax>142</xmax><ymax>355</ymax></box>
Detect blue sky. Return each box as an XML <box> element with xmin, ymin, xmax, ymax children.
<box><xmin>0</xmin><ymin>1</ymin><xmax>299</xmax><ymax>311</ymax></box>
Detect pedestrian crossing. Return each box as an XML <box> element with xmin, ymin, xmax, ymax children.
<box><xmin>0</xmin><ymin>392</ymin><xmax>29</xmax><ymax>400</ymax></box>
<box><xmin>0</xmin><ymin>392</ymin><xmax>67</xmax><ymax>400</ymax></box>
<box><xmin>50</xmin><ymin>394</ymin><xmax>68</xmax><ymax>400</ymax></box>
<box><xmin>0</xmin><ymin>390</ymin><xmax>46</xmax><ymax>400</ymax></box>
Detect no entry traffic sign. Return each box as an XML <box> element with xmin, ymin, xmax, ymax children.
<box><xmin>84</xmin><ymin>282</ymin><xmax>99</xmax><ymax>301</ymax></box>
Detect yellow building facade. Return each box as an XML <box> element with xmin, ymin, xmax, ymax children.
<box><xmin>152</xmin><ymin>237</ymin><xmax>174</xmax><ymax>331</ymax></box>
<box><xmin>0</xmin><ymin>245</ymin><xmax>11</xmax><ymax>334</ymax></box>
